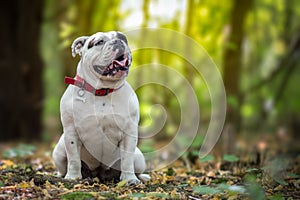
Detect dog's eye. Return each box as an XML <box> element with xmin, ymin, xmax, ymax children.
<box><xmin>94</xmin><ymin>40</ymin><xmax>104</xmax><ymax>46</ymax></box>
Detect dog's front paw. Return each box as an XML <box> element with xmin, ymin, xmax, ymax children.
<box><xmin>64</xmin><ymin>172</ymin><xmax>82</xmax><ymax>180</ymax></box>
<box><xmin>138</xmin><ymin>174</ymin><xmax>151</xmax><ymax>183</ymax></box>
<box><xmin>120</xmin><ymin>172</ymin><xmax>141</xmax><ymax>185</ymax></box>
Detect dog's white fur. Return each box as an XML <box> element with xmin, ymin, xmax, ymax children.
<box><xmin>52</xmin><ymin>31</ymin><xmax>149</xmax><ymax>185</ymax></box>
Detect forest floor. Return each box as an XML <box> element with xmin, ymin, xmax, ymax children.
<box><xmin>0</xmin><ymin>139</ymin><xmax>299</xmax><ymax>200</ymax></box>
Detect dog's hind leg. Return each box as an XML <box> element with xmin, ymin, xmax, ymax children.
<box><xmin>52</xmin><ymin>133</ymin><xmax>67</xmax><ymax>177</ymax></box>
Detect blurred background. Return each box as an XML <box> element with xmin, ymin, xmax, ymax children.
<box><xmin>0</xmin><ymin>0</ymin><xmax>299</xmax><ymax>159</ymax></box>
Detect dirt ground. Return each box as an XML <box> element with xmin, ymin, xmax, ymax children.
<box><xmin>0</xmin><ymin>139</ymin><xmax>299</xmax><ymax>200</ymax></box>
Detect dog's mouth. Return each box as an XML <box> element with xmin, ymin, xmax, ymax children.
<box><xmin>93</xmin><ymin>55</ymin><xmax>130</xmax><ymax>77</ymax></box>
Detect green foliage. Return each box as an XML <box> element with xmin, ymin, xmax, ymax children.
<box><xmin>130</xmin><ymin>193</ymin><xmax>145</xmax><ymax>198</ymax></box>
<box><xmin>246</xmin><ymin>183</ymin><xmax>266</xmax><ymax>200</ymax></box>
<box><xmin>60</xmin><ymin>192</ymin><xmax>95</xmax><ymax>200</ymax></box>
<box><xmin>3</xmin><ymin>144</ymin><xmax>36</xmax><ymax>158</ymax></box>
<box><xmin>199</xmin><ymin>154</ymin><xmax>215</xmax><ymax>162</ymax></box>
<box><xmin>176</xmin><ymin>135</ymin><xmax>192</xmax><ymax>148</ymax></box>
<box><xmin>246</xmin><ymin>168</ymin><xmax>260</xmax><ymax>173</ymax></box>
<box><xmin>268</xmin><ymin>193</ymin><xmax>284</xmax><ymax>200</ymax></box>
<box><xmin>138</xmin><ymin>139</ymin><xmax>155</xmax><ymax>153</ymax></box>
<box><xmin>193</xmin><ymin>183</ymin><xmax>246</xmax><ymax>196</ymax></box>
<box><xmin>261</xmin><ymin>156</ymin><xmax>291</xmax><ymax>186</ymax></box>
<box><xmin>148</xmin><ymin>192</ymin><xmax>169</xmax><ymax>198</ymax></box>
<box><xmin>273</xmin><ymin>176</ymin><xmax>288</xmax><ymax>186</ymax></box>
<box><xmin>223</xmin><ymin>154</ymin><xmax>239</xmax><ymax>162</ymax></box>
<box><xmin>217</xmin><ymin>183</ymin><xmax>246</xmax><ymax>194</ymax></box>
<box><xmin>130</xmin><ymin>192</ymin><xmax>170</xmax><ymax>198</ymax></box>
<box><xmin>227</xmin><ymin>95</ymin><xmax>239</xmax><ymax>109</ymax></box>
<box><xmin>191</xmin><ymin>135</ymin><xmax>204</xmax><ymax>148</ymax></box>
<box><xmin>41</xmin><ymin>0</ymin><xmax>300</xmax><ymax>142</ymax></box>
<box><xmin>0</xmin><ymin>181</ymin><xmax>5</xmax><ymax>187</ymax></box>
<box><xmin>244</xmin><ymin>174</ymin><xmax>266</xmax><ymax>200</ymax></box>
<box><xmin>287</xmin><ymin>173</ymin><xmax>299</xmax><ymax>178</ymax></box>
<box><xmin>166</xmin><ymin>167</ymin><xmax>175</xmax><ymax>176</ymax></box>
<box><xmin>193</xmin><ymin>185</ymin><xmax>220</xmax><ymax>195</ymax></box>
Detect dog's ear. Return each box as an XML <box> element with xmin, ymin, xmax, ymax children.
<box><xmin>116</xmin><ymin>32</ymin><xmax>128</xmax><ymax>45</ymax></box>
<box><xmin>71</xmin><ymin>36</ymin><xmax>89</xmax><ymax>57</ymax></box>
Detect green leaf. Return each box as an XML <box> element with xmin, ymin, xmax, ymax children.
<box><xmin>244</xmin><ymin>174</ymin><xmax>256</xmax><ymax>182</ymax></box>
<box><xmin>139</xmin><ymin>140</ymin><xmax>155</xmax><ymax>153</ymax></box>
<box><xmin>199</xmin><ymin>154</ymin><xmax>214</xmax><ymax>162</ymax></box>
<box><xmin>274</xmin><ymin>177</ymin><xmax>288</xmax><ymax>186</ymax></box>
<box><xmin>191</xmin><ymin>150</ymin><xmax>200</xmax><ymax>157</ymax></box>
<box><xmin>166</xmin><ymin>167</ymin><xmax>174</xmax><ymax>176</ymax></box>
<box><xmin>226</xmin><ymin>42</ymin><xmax>238</xmax><ymax>50</ymax></box>
<box><xmin>287</xmin><ymin>173</ymin><xmax>299</xmax><ymax>178</ymax></box>
<box><xmin>246</xmin><ymin>168</ymin><xmax>259</xmax><ymax>173</ymax></box>
<box><xmin>223</xmin><ymin>154</ymin><xmax>239</xmax><ymax>162</ymax></box>
<box><xmin>0</xmin><ymin>181</ymin><xmax>5</xmax><ymax>187</ymax></box>
<box><xmin>244</xmin><ymin>175</ymin><xmax>266</xmax><ymax>200</ymax></box>
<box><xmin>216</xmin><ymin>183</ymin><xmax>246</xmax><ymax>194</ymax></box>
<box><xmin>227</xmin><ymin>95</ymin><xmax>239</xmax><ymax>108</ymax></box>
<box><xmin>116</xmin><ymin>180</ymin><xmax>127</xmax><ymax>188</ymax></box>
<box><xmin>227</xmin><ymin>185</ymin><xmax>246</xmax><ymax>194</ymax></box>
<box><xmin>193</xmin><ymin>185</ymin><xmax>221</xmax><ymax>195</ymax></box>
<box><xmin>216</xmin><ymin>183</ymin><xmax>230</xmax><ymax>190</ymax></box>
<box><xmin>268</xmin><ymin>193</ymin><xmax>284</xmax><ymax>200</ymax></box>
<box><xmin>176</xmin><ymin>135</ymin><xmax>191</xmax><ymax>148</ymax></box>
<box><xmin>2</xmin><ymin>144</ymin><xmax>36</xmax><ymax>158</ymax></box>
<box><xmin>191</xmin><ymin>135</ymin><xmax>204</xmax><ymax>148</ymax></box>
<box><xmin>178</xmin><ymin>183</ymin><xmax>189</xmax><ymax>187</ymax></box>
<box><xmin>146</xmin><ymin>192</ymin><xmax>169</xmax><ymax>198</ymax></box>
<box><xmin>131</xmin><ymin>193</ymin><xmax>145</xmax><ymax>198</ymax></box>
<box><xmin>60</xmin><ymin>192</ymin><xmax>94</xmax><ymax>200</ymax></box>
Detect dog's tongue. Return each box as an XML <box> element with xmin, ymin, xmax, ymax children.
<box><xmin>103</xmin><ymin>57</ymin><xmax>129</xmax><ymax>76</ymax></box>
<box><xmin>112</xmin><ymin>58</ymin><xmax>128</xmax><ymax>69</ymax></box>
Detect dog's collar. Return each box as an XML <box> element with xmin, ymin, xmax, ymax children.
<box><xmin>64</xmin><ymin>75</ymin><xmax>124</xmax><ymax>96</ymax></box>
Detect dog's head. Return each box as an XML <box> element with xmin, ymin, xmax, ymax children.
<box><xmin>71</xmin><ymin>31</ymin><xmax>132</xmax><ymax>81</ymax></box>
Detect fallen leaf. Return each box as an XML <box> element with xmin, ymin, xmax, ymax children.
<box><xmin>116</xmin><ymin>180</ymin><xmax>127</xmax><ymax>188</ymax></box>
<box><xmin>0</xmin><ymin>160</ymin><xmax>14</xmax><ymax>170</ymax></box>
<box><xmin>18</xmin><ymin>181</ymin><xmax>30</xmax><ymax>188</ymax></box>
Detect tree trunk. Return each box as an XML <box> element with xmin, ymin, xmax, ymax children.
<box><xmin>184</xmin><ymin>0</ymin><xmax>196</xmax><ymax>81</ymax></box>
<box><xmin>222</xmin><ymin>0</ymin><xmax>252</xmax><ymax>152</ymax></box>
<box><xmin>0</xmin><ymin>0</ymin><xmax>44</xmax><ymax>141</ymax></box>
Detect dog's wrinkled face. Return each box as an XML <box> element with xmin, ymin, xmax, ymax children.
<box><xmin>71</xmin><ymin>31</ymin><xmax>132</xmax><ymax>81</ymax></box>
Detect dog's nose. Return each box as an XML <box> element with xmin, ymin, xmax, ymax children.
<box><xmin>111</xmin><ymin>39</ymin><xmax>125</xmax><ymax>55</ymax></box>
<box><xmin>110</xmin><ymin>40</ymin><xmax>119</xmax><ymax>45</ymax></box>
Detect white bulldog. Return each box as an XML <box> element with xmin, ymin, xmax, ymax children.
<box><xmin>52</xmin><ymin>31</ymin><xmax>149</xmax><ymax>185</ymax></box>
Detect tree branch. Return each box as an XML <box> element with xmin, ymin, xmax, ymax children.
<box><xmin>244</xmin><ymin>32</ymin><xmax>300</xmax><ymax>94</ymax></box>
